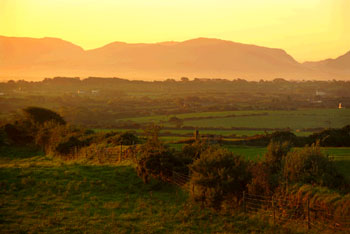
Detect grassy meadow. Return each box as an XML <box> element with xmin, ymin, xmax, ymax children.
<box><xmin>0</xmin><ymin>149</ymin><xmax>294</xmax><ymax>234</ymax></box>
<box><xmin>1</xmin><ymin>107</ymin><xmax>349</xmax><ymax>233</ymax></box>
<box><xmin>118</xmin><ymin>109</ymin><xmax>350</xmax><ymax>130</ymax></box>
<box><xmin>182</xmin><ymin>109</ymin><xmax>350</xmax><ymax>129</ymax></box>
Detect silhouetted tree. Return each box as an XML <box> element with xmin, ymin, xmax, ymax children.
<box><xmin>23</xmin><ymin>107</ymin><xmax>66</xmax><ymax>125</ymax></box>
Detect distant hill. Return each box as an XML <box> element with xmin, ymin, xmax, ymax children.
<box><xmin>303</xmin><ymin>51</ymin><xmax>350</xmax><ymax>79</ymax></box>
<box><xmin>0</xmin><ymin>36</ymin><xmax>349</xmax><ymax>81</ymax></box>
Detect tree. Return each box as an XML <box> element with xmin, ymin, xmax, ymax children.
<box><xmin>22</xmin><ymin>107</ymin><xmax>66</xmax><ymax>125</ymax></box>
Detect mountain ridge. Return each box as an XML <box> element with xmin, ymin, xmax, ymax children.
<box><xmin>0</xmin><ymin>35</ymin><xmax>349</xmax><ymax>81</ymax></box>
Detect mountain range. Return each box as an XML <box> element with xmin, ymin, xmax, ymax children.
<box><xmin>0</xmin><ymin>35</ymin><xmax>349</xmax><ymax>81</ymax></box>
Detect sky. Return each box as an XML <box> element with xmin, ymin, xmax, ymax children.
<box><xmin>1</xmin><ymin>0</ymin><xmax>349</xmax><ymax>62</ymax></box>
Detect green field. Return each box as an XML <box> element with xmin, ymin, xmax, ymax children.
<box><xmin>225</xmin><ymin>146</ymin><xmax>268</xmax><ymax>161</ymax></box>
<box><xmin>117</xmin><ymin>109</ymin><xmax>350</xmax><ymax>132</ymax></box>
<box><xmin>1</xmin><ymin>144</ymin><xmax>349</xmax><ymax>233</ymax></box>
<box><xmin>97</xmin><ymin>107</ymin><xmax>350</xmax><ymax>138</ymax></box>
<box><xmin>118</xmin><ymin>110</ymin><xmax>265</xmax><ymax>123</ymax></box>
<box><xmin>1</xmin><ymin>152</ymin><xmax>285</xmax><ymax>233</ymax></box>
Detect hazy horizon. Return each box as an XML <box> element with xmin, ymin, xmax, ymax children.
<box><xmin>1</xmin><ymin>0</ymin><xmax>349</xmax><ymax>62</ymax></box>
<box><xmin>2</xmin><ymin>35</ymin><xmax>349</xmax><ymax>63</ymax></box>
<box><xmin>1</xmin><ymin>35</ymin><xmax>350</xmax><ymax>82</ymax></box>
<box><xmin>1</xmin><ymin>1</ymin><xmax>350</xmax><ymax>81</ymax></box>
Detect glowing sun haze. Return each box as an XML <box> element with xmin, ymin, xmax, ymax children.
<box><xmin>1</xmin><ymin>0</ymin><xmax>349</xmax><ymax>62</ymax></box>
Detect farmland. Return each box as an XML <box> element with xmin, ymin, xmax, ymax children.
<box><xmin>182</xmin><ymin>109</ymin><xmax>349</xmax><ymax>129</ymax></box>
<box><xmin>116</xmin><ymin>109</ymin><xmax>350</xmax><ymax>137</ymax></box>
<box><xmin>1</xmin><ymin>78</ymin><xmax>350</xmax><ymax>130</ymax></box>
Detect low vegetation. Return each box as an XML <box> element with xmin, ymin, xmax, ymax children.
<box><xmin>1</xmin><ymin>106</ymin><xmax>349</xmax><ymax>233</ymax></box>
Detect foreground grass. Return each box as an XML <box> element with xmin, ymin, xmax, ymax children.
<box><xmin>2</xmin><ymin>145</ymin><xmax>347</xmax><ymax>233</ymax></box>
<box><xmin>0</xmin><ymin>154</ymin><xmax>299</xmax><ymax>234</ymax></box>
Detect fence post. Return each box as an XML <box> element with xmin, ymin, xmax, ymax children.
<box><xmin>272</xmin><ymin>196</ymin><xmax>276</xmax><ymax>226</ymax></box>
<box><xmin>243</xmin><ymin>191</ymin><xmax>246</xmax><ymax>213</ymax></box>
<box><xmin>119</xmin><ymin>143</ymin><xmax>122</xmax><ymax>162</ymax></box>
<box><xmin>307</xmin><ymin>198</ymin><xmax>310</xmax><ymax>230</ymax></box>
<box><xmin>189</xmin><ymin>169</ymin><xmax>194</xmax><ymax>194</ymax></box>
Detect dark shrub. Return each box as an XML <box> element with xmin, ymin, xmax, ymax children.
<box><xmin>247</xmin><ymin>141</ymin><xmax>291</xmax><ymax>195</ymax></box>
<box><xmin>265</xmin><ymin>141</ymin><xmax>291</xmax><ymax>173</ymax></box>
<box><xmin>0</xmin><ymin>127</ymin><xmax>7</xmax><ymax>146</ymax></box>
<box><xmin>35</xmin><ymin>123</ymin><xmax>87</xmax><ymax>155</ymax></box>
<box><xmin>270</xmin><ymin>131</ymin><xmax>297</xmax><ymax>145</ymax></box>
<box><xmin>190</xmin><ymin>147</ymin><xmax>251</xmax><ymax>209</ymax></box>
<box><xmin>136</xmin><ymin>125</ymin><xmax>188</xmax><ymax>183</ymax></box>
<box><xmin>136</xmin><ymin>141</ymin><xmax>187</xmax><ymax>184</ymax></box>
<box><xmin>110</xmin><ymin>132</ymin><xmax>139</xmax><ymax>145</ymax></box>
<box><xmin>308</xmin><ymin>125</ymin><xmax>350</xmax><ymax>147</ymax></box>
<box><xmin>181</xmin><ymin>140</ymin><xmax>211</xmax><ymax>162</ymax></box>
<box><xmin>55</xmin><ymin>136</ymin><xmax>84</xmax><ymax>155</ymax></box>
<box><xmin>23</xmin><ymin>107</ymin><xmax>66</xmax><ymax>125</ymax></box>
<box><xmin>283</xmin><ymin>143</ymin><xmax>347</xmax><ymax>189</ymax></box>
<box><xmin>247</xmin><ymin>161</ymin><xmax>274</xmax><ymax>195</ymax></box>
<box><xmin>3</xmin><ymin>123</ymin><xmax>33</xmax><ymax>145</ymax></box>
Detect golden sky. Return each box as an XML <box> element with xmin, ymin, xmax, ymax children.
<box><xmin>1</xmin><ymin>0</ymin><xmax>349</xmax><ymax>62</ymax></box>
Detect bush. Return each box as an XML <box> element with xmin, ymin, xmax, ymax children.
<box><xmin>55</xmin><ymin>136</ymin><xmax>84</xmax><ymax>155</ymax></box>
<box><xmin>308</xmin><ymin>125</ymin><xmax>350</xmax><ymax>147</ymax></box>
<box><xmin>265</xmin><ymin>141</ymin><xmax>291</xmax><ymax>174</ymax></box>
<box><xmin>34</xmin><ymin>121</ymin><xmax>60</xmax><ymax>151</ymax></box>
<box><xmin>35</xmin><ymin>123</ymin><xmax>87</xmax><ymax>156</ymax></box>
<box><xmin>3</xmin><ymin>123</ymin><xmax>33</xmax><ymax>145</ymax></box>
<box><xmin>110</xmin><ymin>132</ymin><xmax>139</xmax><ymax>145</ymax></box>
<box><xmin>190</xmin><ymin>147</ymin><xmax>251</xmax><ymax>209</ymax></box>
<box><xmin>136</xmin><ymin>125</ymin><xmax>188</xmax><ymax>183</ymax></box>
<box><xmin>136</xmin><ymin>141</ymin><xmax>187</xmax><ymax>184</ymax></box>
<box><xmin>233</xmin><ymin>131</ymin><xmax>297</xmax><ymax>147</ymax></box>
<box><xmin>247</xmin><ymin>162</ymin><xmax>274</xmax><ymax>195</ymax></box>
<box><xmin>276</xmin><ymin>184</ymin><xmax>350</xmax><ymax>218</ymax></box>
<box><xmin>283</xmin><ymin>143</ymin><xmax>347</xmax><ymax>189</ymax></box>
<box><xmin>0</xmin><ymin>107</ymin><xmax>66</xmax><ymax>148</ymax></box>
<box><xmin>247</xmin><ymin>141</ymin><xmax>291</xmax><ymax>195</ymax></box>
<box><xmin>181</xmin><ymin>140</ymin><xmax>211</xmax><ymax>162</ymax></box>
<box><xmin>270</xmin><ymin>131</ymin><xmax>297</xmax><ymax>145</ymax></box>
<box><xmin>0</xmin><ymin>127</ymin><xmax>7</xmax><ymax>146</ymax></box>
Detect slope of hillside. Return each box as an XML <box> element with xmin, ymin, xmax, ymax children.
<box><xmin>0</xmin><ymin>36</ymin><xmax>86</xmax><ymax>79</ymax></box>
<box><xmin>0</xmin><ymin>36</ymin><xmax>349</xmax><ymax>80</ymax></box>
<box><xmin>303</xmin><ymin>51</ymin><xmax>350</xmax><ymax>79</ymax></box>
